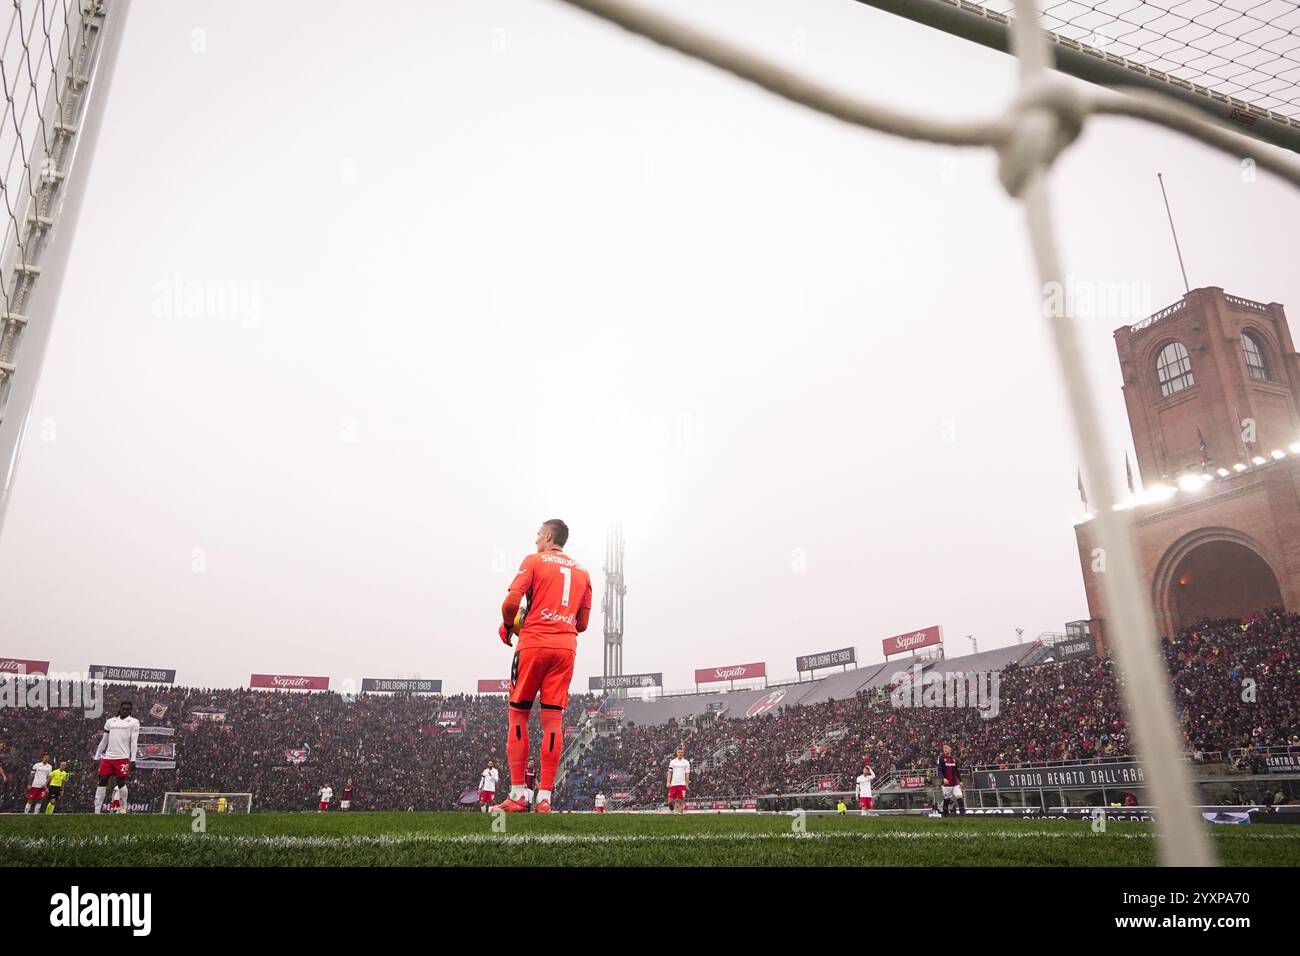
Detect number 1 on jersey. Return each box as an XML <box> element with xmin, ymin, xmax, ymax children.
<box><xmin>560</xmin><ymin>566</ymin><xmax>571</xmax><ymax>606</ymax></box>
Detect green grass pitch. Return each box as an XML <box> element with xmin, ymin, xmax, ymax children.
<box><xmin>1</xmin><ymin>812</ymin><xmax>1297</xmax><ymax>867</ymax></box>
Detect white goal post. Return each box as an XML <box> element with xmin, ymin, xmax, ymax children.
<box><xmin>0</xmin><ymin>0</ymin><xmax>133</xmax><ymax>537</ymax></box>
<box><xmin>161</xmin><ymin>792</ymin><xmax>253</xmax><ymax>814</ymax></box>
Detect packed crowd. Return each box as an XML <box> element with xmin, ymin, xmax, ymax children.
<box><xmin>1166</xmin><ymin>607</ymin><xmax>1299</xmax><ymax>755</ymax></box>
<box><xmin>0</xmin><ymin>683</ymin><xmax>597</xmax><ymax>812</ymax></box>
<box><xmin>557</xmin><ymin>611</ymin><xmax>1300</xmax><ymax>807</ymax></box>
<box><xmin>2</xmin><ymin>610</ymin><xmax>1295</xmax><ymax>812</ymax></box>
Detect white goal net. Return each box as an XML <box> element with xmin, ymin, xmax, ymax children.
<box><xmin>0</xmin><ymin>0</ymin><xmax>129</xmax><ymax>534</ymax></box>
<box><xmin>545</xmin><ymin>0</ymin><xmax>1300</xmax><ymax>870</ymax></box>
<box><xmin>855</xmin><ymin>0</ymin><xmax>1300</xmax><ymax>153</ymax></box>
<box><xmin>162</xmin><ymin>792</ymin><xmax>253</xmax><ymax>815</ymax></box>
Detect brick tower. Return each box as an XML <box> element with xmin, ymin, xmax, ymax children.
<box><xmin>1075</xmin><ymin>287</ymin><xmax>1300</xmax><ymax>644</ymax></box>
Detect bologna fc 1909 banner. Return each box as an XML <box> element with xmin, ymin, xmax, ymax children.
<box><xmin>796</xmin><ymin>647</ymin><xmax>856</xmax><ymax>672</ymax></box>
<box><xmin>361</xmin><ymin>678</ymin><xmax>441</xmax><ymax>693</ymax></box>
<box><xmin>588</xmin><ymin>673</ymin><xmax>663</xmax><ymax>690</ymax></box>
<box><xmin>89</xmin><ymin>664</ymin><xmax>177</xmax><ymax>684</ymax></box>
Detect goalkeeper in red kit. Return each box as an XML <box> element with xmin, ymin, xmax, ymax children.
<box><xmin>492</xmin><ymin>519</ymin><xmax>593</xmax><ymax>814</ymax></box>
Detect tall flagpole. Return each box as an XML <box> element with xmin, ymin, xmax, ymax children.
<box><xmin>1157</xmin><ymin>173</ymin><xmax>1191</xmax><ymax>294</ymax></box>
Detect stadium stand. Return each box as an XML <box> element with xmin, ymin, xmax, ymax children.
<box><xmin>609</xmin><ymin>646</ymin><xmax>1030</xmax><ymax>729</ymax></box>
<box><xmin>558</xmin><ymin>611</ymin><xmax>1298</xmax><ymax>808</ymax></box>
<box><xmin>924</xmin><ymin>644</ymin><xmax>1037</xmax><ymax>678</ymax></box>
<box><xmin>790</xmin><ymin>661</ymin><xmax>891</xmax><ymax>707</ymax></box>
<box><xmin>616</xmin><ymin>691</ymin><xmax>725</xmax><ymax>728</ymax></box>
<box><xmin>1</xmin><ymin>610</ymin><xmax>1295</xmax><ymax>812</ymax></box>
<box><xmin>0</xmin><ymin>689</ymin><xmax>596</xmax><ymax>813</ymax></box>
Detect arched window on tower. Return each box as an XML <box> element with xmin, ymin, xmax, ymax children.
<box><xmin>1155</xmin><ymin>342</ymin><xmax>1194</xmax><ymax>397</ymax></box>
<box><xmin>1242</xmin><ymin>331</ymin><xmax>1271</xmax><ymax>382</ymax></box>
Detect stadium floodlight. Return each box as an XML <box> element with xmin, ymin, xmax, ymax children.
<box><xmin>1290</xmin><ymin>442</ymin><xmax>1300</xmax><ymax>455</ymax></box>
<box><xmin>1141</xmin><ymin>484</ymin><xmax>1176</xmax><ymax>504</ymax></box>
<box><xmin>1234</xmin><ymin>463</ymin><xmax>1248</xmax><ymax>472</ymax></box>
<box><xmin>0</xmin><ymin>0</ymin><xmax>132</xmax><ymax>539</ymax></box>
<box><xmin>1216</xmin><ymin>468</ymin><xmax>1230</xmax><ymax>478</ymax></box>
<box><xmin>1252</xmin><ymin>456</ymin><xmax>1268</xmax><ymax>466</ymax></box>
<box><xmin>1271</xmin><ymin>449</ymin><xmax>1286</xmax><ymax>460</ymax></box>
<box><xmin>1176</xmin><ymin>474</ymin><xmax>1203</xmax><ymax>493</ymax></box>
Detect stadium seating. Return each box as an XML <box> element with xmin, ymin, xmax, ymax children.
<box><xmin>2</xmin><ymin>610</ymin><xmax>1295</xmax><ymax>812</ymax></box>
<box><xmin>788</xmin><ymin>661</ymin><xmax>892</xmax><ymax>707</ymax></box>
<box><xmin>0</xmin><ymin>688</ymin><xmax>596</xmax><ymax>813</ymax></box>
<box><xmin>555</xmin><ymin>611</ymin><xmax>1298</xmax><ymax>808</ymax></box>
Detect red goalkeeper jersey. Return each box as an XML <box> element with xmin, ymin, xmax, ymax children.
<box><xmin>508</xmin><ymin>550</ymin><xmax>593</xmax><ymax>652</ymax></box>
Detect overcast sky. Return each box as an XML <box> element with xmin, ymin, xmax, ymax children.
<box><xmin>1</xmin><ymin>0</ymin><xmax>1297</xmax><ymax>693</ymax></box>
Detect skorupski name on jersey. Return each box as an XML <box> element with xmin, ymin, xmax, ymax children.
<box><xmin>538</xmin><ymin>553</ymin><xmax>584</xmax><ymax>571</ymax></box>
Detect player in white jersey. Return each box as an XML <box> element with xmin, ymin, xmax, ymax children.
<box><xmin>318</xmin><ymin>785</ymin><xmax>333</xmax><ymax>811</ymax></box>
<box><xmin>594</xmin><ymin>791</ymin><xmax>606</xmax><ymax>814</ymax></box>
<box><xmin>93</xmin><ymin>701</ymin><xmax>140</xmax><ymax>814</ymax></box>
<box><xmin>666</xmin><ymin>746</ymin><xmax>690</xmax><ymax>814</ymax></box>
<box><xmin>856</xmin><ymin>764</ymin><xmax>876</xmax><ymax>815</ymax></box>
<box><xmin>478</xmin><ymin>760</ymin><xmax>499</xmax><ymax>812</ymax></box>
<box><xmin>25</xmin><ymin>752</ymin><xmax>53</xmax><ymax>813</ymax></box>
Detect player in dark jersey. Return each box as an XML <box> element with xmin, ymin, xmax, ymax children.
<box><xmin>0</xmin><ymin>744</ymin><xmax>10</xmax><ymax>811</ymax></box>
<box><xmin>937</xmin><ymin>743</ymin><xmax>965</xmax><ymax>816</ymax></box>
<box><xmin>524</xmin><ymin>760</ymin><xmax>538</xmax><ymax>810</ymax></box>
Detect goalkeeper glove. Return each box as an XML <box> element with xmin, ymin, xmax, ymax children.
<box><xmin>498</xmin><ymin>623</ymin><xmax>513</xmax><ymax>647</ymax></box>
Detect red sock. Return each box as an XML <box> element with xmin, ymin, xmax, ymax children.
<box><xmin>539</xmin><ymin>707</ymin><xmax>563</xmax><ymax>791</ymax></box>
<box><xmin>507</xmin><ymin>705</ymin><xmax>530</xmax><ymax>790</ymax></box>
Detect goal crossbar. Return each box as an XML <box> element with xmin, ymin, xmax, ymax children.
<box><xmin>854</xmin><ymin>0</ymin><xmax>1300</xmax><ymax>156</ymax></box>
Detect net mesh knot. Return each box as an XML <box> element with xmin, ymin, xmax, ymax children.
<box><xmin>997</xmin><ymin>79</ymin><xmax>1087</xmax><ymax>197</ymax></box>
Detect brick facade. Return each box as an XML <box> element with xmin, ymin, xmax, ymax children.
<box><xmin>1076</xmin><ymin>288</ymin><xmax>1300</xmax><ymax>647</ymax></box>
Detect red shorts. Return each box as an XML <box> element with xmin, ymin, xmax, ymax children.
<box><xmin>594</xmin><ymin>806</ymin><xmax>605</xmax><ymax>813</ymax></box>
<box><xmin>510</xmin><ymin>644</ymin><xmax>576</xmax><ymax>709</ymax></box>
<box><xmin>318</xmin><ymin>801</ymin><xmax>329</xmax><ymax>810</ymax></box>
<box><xmin>479</xmin><ymin>790</ymin><xmax>495</xmax><ymax>804</ymax></box>
<box><xmin>668</xmin><ymin>785</ymin><xmax>686</xmax><ymax>801</ymax></box>
<box><xmin>859</xmin><ymin>796</ymin><xmax>873</xmax><ymax>809</ymax></box>
<box><xmin>98</xmin><ymin>758</ymin><xmax>130</xmax><ymax>779</ymax></box>
<box><xmin>28</xmin><ymin>787</ymin><xmax>47</xmax><ymax>801</ymax></box>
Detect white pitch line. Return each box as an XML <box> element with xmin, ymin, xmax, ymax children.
<box><xmin>3</xmin><ymin>829</ymin><xmax>1295</xmax><ymax>852</ymax></box>
<box><xmin>2</xmin><ymin>831</ymin><xmax>1131</xmax><ymax>850</ymax></box>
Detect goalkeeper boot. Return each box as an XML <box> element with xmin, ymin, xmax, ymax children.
<box><xmin>534</xmin><ymin>799</ymin><xmax>552</xmax><ymax>814</ymax></box>
<box><xmin>491</xmin><ymin>796</ymin><xmax>529</xmax><ymax>813</ymax></box>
